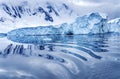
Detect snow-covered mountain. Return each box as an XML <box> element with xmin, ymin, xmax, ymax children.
<box><xmin>0</xmin><ymin>0</ymin><xmax>78</xmax><ymax>32</ymax></box>
<box><xmin>0</xmin><ymin>0</ymin><xmax>120</xmax><ymax>35</ymax></box>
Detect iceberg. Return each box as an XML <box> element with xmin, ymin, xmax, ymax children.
<box><xmin>0</xmin><ymin>33</ymin><xmax>7</xmax><ymax>38</ymax></box>
<box><xmin>108</xmin><ymin>18</ymin><xmax>120</xmax><ymax>33</ymax></box>
<box><xmin>7</xmin><ymin>12</ymin><xmax>110</xmax><ymax>36</ymax></box>
<box><xmin>70</xmin><ymin>12</ymin><xmax>109</xmax><ymax>34</ymax></box>
<box><xmin>0</xmin><ymin>0</ymin><xmax>120</xmax><ymax>35</ymax></box>
<box><xmin>7</xmin><ymin>26</ymin><xmax>59</xmax><ymax>36</ymax></box>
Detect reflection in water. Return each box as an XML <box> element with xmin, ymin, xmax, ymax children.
<box><xmin>6</xmin><ymin>34</ymin><xmax>107</xmax><ymax>61</ymax></box>
<box><xmin>0</xmin><ymin>33</ymin><xmax>120</xmax><ymax>79</ymax></box>
<box><xmin>1</xmin><ymin>44</ymin><xmax>65</xmax><ymax>63</ymax></box>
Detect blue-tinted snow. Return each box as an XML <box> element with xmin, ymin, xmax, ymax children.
<box><xmin>0</xmin><ymin>33</ymin><xmax>7</xmax><ymax>38</ymax></box>
<box><xmin>7</xmin><ymin>12</ymin><xmax>111</xmax><ymax>35</ymax></box>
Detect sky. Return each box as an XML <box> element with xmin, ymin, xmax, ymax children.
<box><xmin>70</xmin><ymin>0</ymin><xmax>120</xmax><ymax>19</ymax></box>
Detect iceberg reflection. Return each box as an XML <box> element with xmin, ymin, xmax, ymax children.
<box><xmin>0</xmin><ymin>33</ymin><xmax>120</xmax><ymax>79</ymax></box>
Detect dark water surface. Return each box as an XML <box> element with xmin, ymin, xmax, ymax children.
<box><xmin>0</xmin><ymin>33</ymin><xmax>120</xmax><ymax>79</ymax></box>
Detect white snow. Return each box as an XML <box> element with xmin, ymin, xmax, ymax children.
<box><xmin>0</xmin><ymin>0</ymin><xmax>78</xmax><ymax>33</ymax></box>
<box><xmin>0</xmin><ymin>0</ymin><xmax>120</xmax><ymax>34</ymax></box>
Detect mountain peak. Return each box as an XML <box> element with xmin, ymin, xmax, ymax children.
<box><xmin>88</xmin><ymin>12</ymin><xmax>107</xmax><ymax>19</ymax></box>
<box><xmin>0</xmin><ymin>0</ymin><xmax>78</xmax><ymax>33</ymax></box>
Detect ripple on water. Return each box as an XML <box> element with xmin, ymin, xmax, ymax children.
<box><xmin>0</xmin><ymin>33</ymin><xmax>120</xmax><ymax>79</ymax></box>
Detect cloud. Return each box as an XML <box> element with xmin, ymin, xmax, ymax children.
<box><xmin>71</xmin><ymin>1</ymin><xmax>101</xmax><ymax>7</ymax></box>
<box><xmin>69</xmin><ymin>0</ymin><xmax>120</xmax><ymax>19</ymax></box>
<box><xmin>75</xmin><ymin>0</ymin><xmax>120</xmax><ymax>4</ymax></box>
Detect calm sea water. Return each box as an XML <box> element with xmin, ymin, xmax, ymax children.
<box><xmin>0</xmin><ymin>33</ymin><xmax>120</xmax><ymax>79</ymax></box>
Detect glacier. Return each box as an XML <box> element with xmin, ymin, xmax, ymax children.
<box><xmin>7</xmin><ymin>12</ymin><xmax>111</xmax><ymax>36</ymax></box>
<box><xmin>108</xmin><ymin>18</ymin><xmax>120</xmax><ymax>33</ymax></box>
<box><xmin>0</xmin><ymin>33</ymin><xmax>7</xmax><ymax>38</ymax></box>
<box><xmin>1</xmin><ymin>1</ymin><xmax>120</xmax><ymax>79</ymax></box>
<box><xmin>1</xmin><ymin>12</ymin><xmax>120</xmax><ymax>36</ymax></box>
<box><xmin>0</xmin><ymin>0</ymin><xmax>120</xmax><ymax>35</ymax></box>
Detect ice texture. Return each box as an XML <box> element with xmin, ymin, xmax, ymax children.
<box><xmin>0</xmin><ymin>33</ymin><xmax>7</xmax><ymax>38</ymax></box>
<box><xmin>7</xmin><ymin>12</ymin><xmax>111</xmax><ymax>35</ymax></box>
<box><xmin>108</xmin><ymin>18</ymin><xmax>120</xmax><ymax>33</ymax></box>
<box><xmin>0</xmin><ymin>0</ymin><xmax>120</xmax><ymax>35</ymax></box>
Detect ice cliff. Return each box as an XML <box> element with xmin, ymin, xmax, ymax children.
<box><xmin>0</xmin><ymin>0</ymin><xmax>120</xmax><ymax>35</ymax></box>
<box><xmin>7</xmin><ymin>12</ymin><xmax>110</xmax><ymax>35</ymax></box>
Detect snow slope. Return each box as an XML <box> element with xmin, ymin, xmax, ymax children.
<box><xmin>0</xmin><ymin>0</ymin><xmax>78</xmax><ymax>33</ymax></box>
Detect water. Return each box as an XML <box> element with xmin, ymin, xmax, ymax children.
<box><xmin>0</xmin><ymin>33</ymin><xmax>120</xmax><ymax>79</ymax></box>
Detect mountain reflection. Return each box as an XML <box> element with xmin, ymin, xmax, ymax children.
<box><xmin>0</xmin><ymin>33</ymin><xmax>120</xmax><ymax>79</ymax></box>
<box><xmin>0</xmin><ymin>34</ymin><xmax>111</xmax><ymax>61</ymax></box>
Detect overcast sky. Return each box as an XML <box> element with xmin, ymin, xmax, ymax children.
<box><xmin>70</xmin><ymin>0</ymin><xmax>120</xmax><ymax>19</ymax></box>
